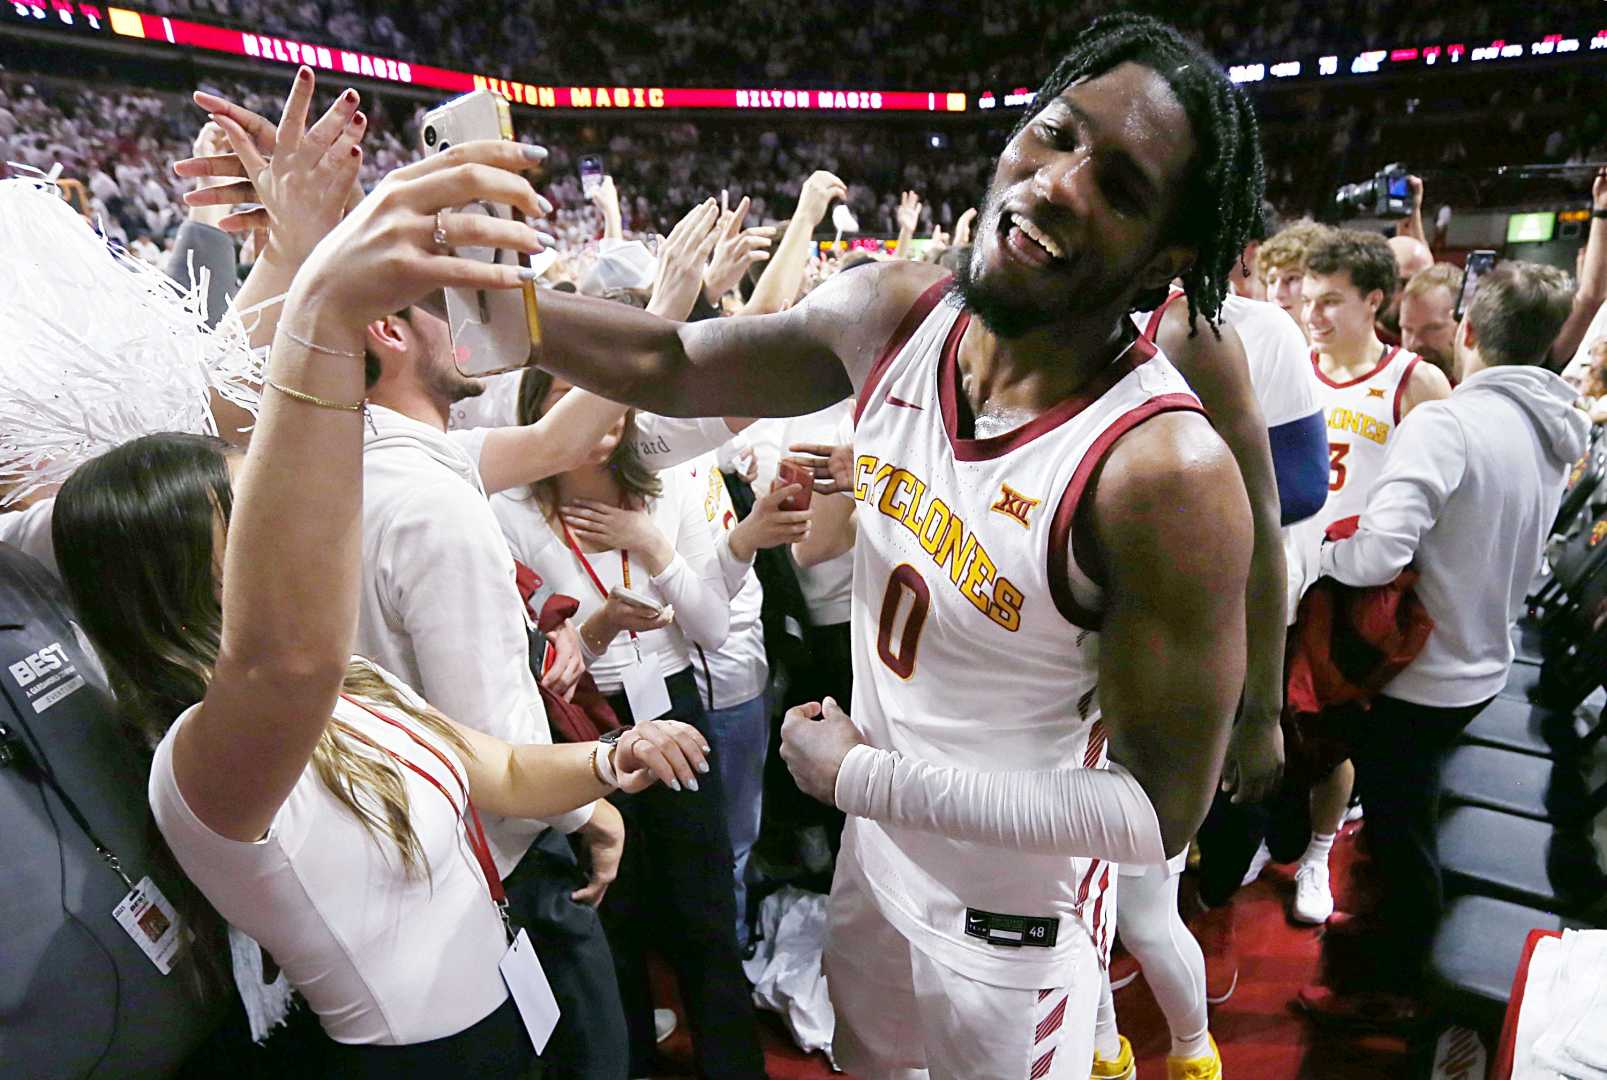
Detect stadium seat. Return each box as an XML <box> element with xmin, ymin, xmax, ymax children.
<box><xmin>1438</xmin><ymin>743</ymin><xmax>1604</xmax><ymax>824</ymax></box>
<box><xmin>1548</xmin><ymin>444</ymin><xmax>1604</xmax><ymax>537</ymax></box>
<box><xmin>1426</xmin><ymin>895</ymin><xmax>1575</xmax><ymax>1031</ymax></box>
<box><xmin>1459</xmin><ymin>697</ymin><xmax>1604</xmax><ymax>760</ymax></box>
<box><xmin>1438</xmin><ymin>804</ymin><xmax>1607</xmax><ymax>913</ymax></box>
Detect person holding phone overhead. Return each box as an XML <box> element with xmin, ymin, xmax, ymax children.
<box><xmin>492</xmin><ymin>366</ymin><xmax>767</xmax><ymax>1079</ymax></box>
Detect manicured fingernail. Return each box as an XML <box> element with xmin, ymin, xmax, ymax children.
<box><xmin>297</xmin><ymin>66</ymin><xmax>311</xmax><ymax>81</ymax></box>
<box><xmin>350</xmin><ymin>145</ymin><xmax>361</xmax><ymax>158</ymax></box>
<box><xmin>696</xmin><ymin>761</ymin><xmax>710</xmax><ymax>774</ymax></box>
<box><xmin>668</xmin><ymin>779</ymin><xmax>681</xmax><ymax>792</ymax></box>
<box><xmin>353</xmin><ymin>111</ymin><xmax>366</xmax><ymax>126</ymax></box>
<box><xmin>535</xmin><ymin>231</ymin><xmax>557</xmax><ymax>248</ymax></box>
<box><xmin>519</xmin><ymin>266</ymin><xmax>540</xmax><ymax>281</ymax></box>
<box><xmin>343</xmin><ymin>88</ymin><xmax>357</xmax><ymax>103</ymax></box>
<box><xmin>536</xmin><ymin>193</ymin><xmax>553</xmax><ymax>214</ymax></box>
<box><xmin>523</xmin><ymin>144</ymin><xmax>548</xmax><ymax>160</ymax></box>
<box><xmin>686</xmin><ymin>777</ymin><xmax>699</xmax><ymax>792</ymax></box>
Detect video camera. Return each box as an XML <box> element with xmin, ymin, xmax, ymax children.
<box><xmin>1334</xmin><ymin>163</ymin><xmax>1411</xmax><ymax>219</ymax></box>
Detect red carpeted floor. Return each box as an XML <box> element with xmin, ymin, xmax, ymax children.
<box><xmin>652</xmin><ymin>817</ymin><xmax>1414</xmax><ymax>1078</ymax></box>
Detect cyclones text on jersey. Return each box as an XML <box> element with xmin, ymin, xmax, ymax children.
<box><xmin>853</xmin><ymin>453</ymin><xmax>1025</xmax><ymax>633</ymax></box>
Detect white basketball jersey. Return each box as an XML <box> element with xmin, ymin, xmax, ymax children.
<box><xmin>1308</xmin><ymin>344</ymin><xmax>1421</xmax><ymax>527</ymax></box>
<box><xmin>846</xmin><ymin>280</ymin><xmax>1203</xmax><ymax>989</ymax></box>
<box><xmin>1137</xmin><ymin>289</ymin><xmax>1320</xmax><ymax>430</ymax></box>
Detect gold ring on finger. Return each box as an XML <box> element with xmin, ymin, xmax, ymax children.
<box><xmin>432</xmin><ymin>210</ymin><xmax>449</xmax><ymax>252</ymax></box>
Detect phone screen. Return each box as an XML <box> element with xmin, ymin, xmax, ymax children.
<box><xmin>580</xmin><ymin>154</ymin><xmax>604</xmax><ymax>197</ymax></box>
<box><xmin>1456</xmin><ymin>251</ymin><xmax>1497</xmax><ymax>320</ymax></box>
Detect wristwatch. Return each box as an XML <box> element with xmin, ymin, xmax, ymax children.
<box><xmin>593</xmin><ymin>727</ymin><xmax>628</xmax><ymax>787</ymax></box>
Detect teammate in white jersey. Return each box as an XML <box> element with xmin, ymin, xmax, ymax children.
<box><xmin>520</xmin><ymin>15</ymin><xmax>1263</xmax><ymax>1077</ymax></box>
<box><xmin>1270</xmin><ymin>229</ymin><xmax>1453</xmax><ymax>926</ymax></box>
<box><xmin>1294</xmin><ymin>229</ymin><xmax>1452</xmax><ymax>598</ymax></box>
<box><xmin>1082</xmin><ymin>290</ymin><xmax>1327</xmax><ymax>1079</ymax></box>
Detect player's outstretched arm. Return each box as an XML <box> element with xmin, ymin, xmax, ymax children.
<box><xmin>1093</xmin><ymin>411</ymin><xmax>1253</xmax><ymax>857</ymax></box>
<box><xmin>531</xmin><ymin>259</ymin><xmax>947</xmax><ymax>419</ymax></box>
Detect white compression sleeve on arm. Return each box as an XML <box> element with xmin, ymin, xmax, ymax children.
<box><xmin>834</xmin><ymin>745</ymin><xmax>1168</xmax><ymax>865</ymax></box>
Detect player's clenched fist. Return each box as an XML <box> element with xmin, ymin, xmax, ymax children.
<box><xmin>780</xmin><ymin>697</ymin><xmax>865</xmax><ymax>806</ymax></box>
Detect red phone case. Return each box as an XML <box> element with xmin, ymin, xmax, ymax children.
<box><xmin>777</xmin><ymin>460</ymin><xmax>814</xmax><ymax>512</ymax></box>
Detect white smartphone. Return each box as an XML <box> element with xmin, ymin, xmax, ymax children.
<box><xmin>419</xmin><ymin>90</ymin><xmax>541</xmax><ymax>377</ymax></box>
<box><xmin>609</xmin><ymin>585</ymin><xmax>664</xmax><ymax>614</ymax></box>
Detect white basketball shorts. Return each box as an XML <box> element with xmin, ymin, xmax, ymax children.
<box><xmin>824</xmin><ymin>838</ymin><xmax>1099</xmax><ymax>1080</ymax></box>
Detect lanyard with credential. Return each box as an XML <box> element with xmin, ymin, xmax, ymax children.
<box><xmin>559</xmin><ymin>517</ymin><xmax>644</xmax><ymax>662</ymax></box>
<box><xmin>335</xmin><ymin>695</ymin><xmax>512</xmax><ymax>938</ymax></box>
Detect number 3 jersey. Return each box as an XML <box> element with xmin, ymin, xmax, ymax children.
<box><xmin>843</xmin><ymin>279</ymin><xmax>1203</xmax><ymax>988</ymax></box>
<box><xmin>1285</xmin><ymin>345</ymin><xmax>1422</xmax><ymax>607</ymax></box>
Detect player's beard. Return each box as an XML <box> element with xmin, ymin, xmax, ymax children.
<box><xmin>951</xmin><ymin>240</ymin><xmax>1061</xmax><ymax>340</ymax></box>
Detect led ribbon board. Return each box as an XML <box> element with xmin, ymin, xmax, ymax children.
<box><xmin>3</xmin><ymin>2</ymin><xmax>965</xmax><ymax>112</ymax></box>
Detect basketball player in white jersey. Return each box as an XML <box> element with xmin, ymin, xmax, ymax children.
<box><xmin>1295</xmin><ymin>228</ymin><xmax>1452</xmax><ymax>596</ymax></box>
<box><xmin>1081</xmin><ymin>289</ymin><xmax>1327</xmax><ymax>1080</ymax></box>
<box><xmin>1281</xmin><ymin>228</ymin><xmax>1451</xmax><ymax>924</ymax></box>
<box><xmin>517</xmin><ymin>15</ymin><xmax>1264</xmax><ymax>1077</ymax></box>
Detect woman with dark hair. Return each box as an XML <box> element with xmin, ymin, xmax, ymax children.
<box><xmin>50</xmin><ymin>135</ymin><xmax>710</xmax><ymax>1077</ymax></box>
<box><xmin>492</xmin><ymin>367</ymin><xmax>766</xmax><ymax>1078</ymax></box>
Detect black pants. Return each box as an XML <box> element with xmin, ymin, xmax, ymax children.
<box><xmin>601</xmin><ymin>667</ymin><xmax>766</xmax><ymax>1079</ymax></box>
<box><xmin>1195</xmin><ymin>777</ymin><xmax>1316</xmax><ymax>908</ymax></box>
<box><xmin>763</xmin><ymin>622</ymin><xmax>851</xmax><ymax>844</ymax></box>
<box><xmin>1327</xmin><ymin>693</ymin><xmax>1491</xmax><ymax>987</ymax></box>
<box><xmin>503</xmin><ymin>828</ymin><xmax>630</xmax><ymax>1080</ymax></box>
<box><xmin>320</xmin><ymin>997</ymin><xmax>539</xmax><ymax>1079</ymax></box>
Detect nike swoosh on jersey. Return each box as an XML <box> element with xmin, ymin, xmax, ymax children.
<box><xmin>885</xmin><ymin>393</ymin><xmax>925</xmax><ymax>410</ymax></box>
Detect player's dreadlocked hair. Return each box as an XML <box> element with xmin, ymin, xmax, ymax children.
<box><xmin>1013</xmin><ymin>13</ymin><xmax>1265</xmax><ymax>332</ymax></box>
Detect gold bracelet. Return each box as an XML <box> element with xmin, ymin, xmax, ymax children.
<box><xmin>281</xmin><ymin>325</ymin><xmax>365</xmax><ymax>359</ymax></box>
<box><xmin>589</xmin><ymin>744</ymin><xmax>611</xmax><ymax>786</ymax></box>
<box><xmin>264</xmin><ymin>378</ymin><xmax>366</xmax><ymax>413</ymax></box>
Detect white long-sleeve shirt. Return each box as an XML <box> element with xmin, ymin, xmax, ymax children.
<box><xmin>684</xmin><ymin>451</ymin><xmax>769</xmax><ymax>711</ymax></box>
<box><xmin>1318</xmin><ymin>366</ymin><xmax>1590</xmax><ymax>707</ymax></box>
<box><xmin>448</xmin><ymin>371</ymin><xmax>737</xmax><ymax>471</ymax></box>
<box><xmin>747</xmin><ymin>400</ymin><xmax>855</xmax><ymax>627</ymax></box>
<box><xmin>491</xmin><ymin>466</ymin><xmax>731</xmax><ymax>692</ymax></box>
<box><xmin>357</xmin><ymin>404</ymin><xmax>591</xmax><ymax>876</ymax></box>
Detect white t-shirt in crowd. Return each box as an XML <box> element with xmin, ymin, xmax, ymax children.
<box><xmin>358</xmin><ymin>404</ymin><xmax>589</xmax><ymax>876</ymax></box>
<box><xmin>491</xmin><ymin>467</ymin><xmax>730</xmax><ymax>694</ymax></box>
<box><xmin>681</xmin><ymin>451</ymin><xmax>768</xmax><ymax>711</ymax></box>
<box><xmin>149</xmin><ymin>667</ymin><xmax>510</xmax><ymax>1046</ymax></box>
<box><xmin>748</xmin><ymin>400</ymin><xmax>855</xmax><ymax>628</ymax></box>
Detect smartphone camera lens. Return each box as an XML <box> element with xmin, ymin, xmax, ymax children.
<box><xmin>423</xmin><ymin>125</ymin><xmax>437</xmax><ymax>148</ymax></box>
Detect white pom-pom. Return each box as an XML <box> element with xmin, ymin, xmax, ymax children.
<box><xmin>0</xmin><ymin>177</ymin><xmax>264</xmax><ymax>505</ymax></box>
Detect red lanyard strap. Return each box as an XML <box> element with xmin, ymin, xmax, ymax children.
<box><xmin>336</xmin><ymin>695</ymin><xmax>506</xmax><ymax>911</ymax></box>
<box><xmin>560</xmin><ymin>518</ymin><xmax>639</xmax><ymax>647</ymax></box>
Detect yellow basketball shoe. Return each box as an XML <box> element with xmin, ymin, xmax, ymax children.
<box><xmin>1090</xmin><ymin>1034</ymin><xmax>1135</xmax><ymax>1080</ymax></box>
<box><xmin>1167</xmin><ymin>1034</ymin><xmax>1223</xmax><ymax>1080</ymax></box>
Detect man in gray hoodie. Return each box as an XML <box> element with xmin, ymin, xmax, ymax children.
<box><xmin>1297</xmin><ymin>261</ymin><xmax>1590</xmax><ymax>1028</ymax></box>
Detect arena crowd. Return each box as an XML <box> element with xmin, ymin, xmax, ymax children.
<box><xmin>4</xmin><ymin>6</ymin><xmax>1606</xmax><ymax>1080</ymax></box>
